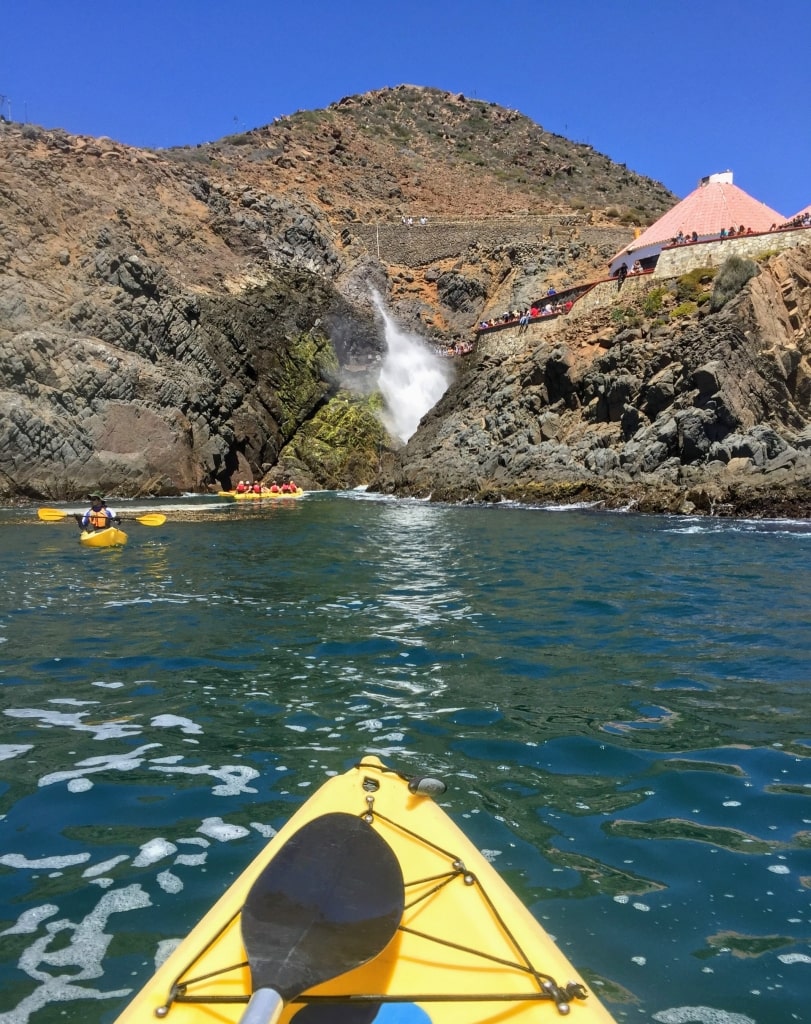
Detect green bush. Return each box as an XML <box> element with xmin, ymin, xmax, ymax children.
<box><xmin>676</xmin><ymin>267</ymin><xmax>716</xmax><ymax>303</ymax></box>
<box><xmin>670</xmin><ymin>301</ymin><xmax>698</xmax><ymax>318</ymax></box>
<box><xmin>643</xmin><ymin>287</ymin><xmax>667</xmax><ymax>315</ymax></box>
<box><xmin>710</xmin><ymin>255</ymin><xmax>758</xmax><ymax>312</ymax></box>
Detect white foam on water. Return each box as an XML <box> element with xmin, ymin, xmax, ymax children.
<box><xmin>778</xmin><ymin>952</ymin><xmax>811</xmax><ymax>964</ymax></box>
<box><xmin>150</xmin><ymin>761</ymin><xmax>259</xmax><ymax>796</ymax></box>
<box><xmin>198</xmin><ymin>817</ymin><xmax>251</xmax><ymax>841</ymax></box>
<box><xmin>82</xmin><ymin>856</ymin><xmax>129</xmax><ymax>879</ymax></box>
<box><xmin>155</xmin><ymin>938</ymin><xmax>182</xmax><ymax>969</ymax></box>
<box><xmin>0</xmin><ymin>852</ymin><xmax>91</xmax><ymax>870</ymax></box>
<box><xmin>177</xmin><ymin>836</ymin><xmax>210</xmax><ymax>847</ymax></box>
<box><xmin>150</xmin><ymin>714</ymin><xmax>204</xmax><ymax>735</ymax></box>
<box><xmin>0</xmin><ymin>744</ymin><xmax>33</xmax><ymax>761</ymax></box>
<box><xmin>653</xmin><ymin>1008</ymin><xmax>756</xmax><ymax>1024</ymax></box>
<box><xmin>768</xmin><ymin>864</ymin><xmax>791</xmax><ymax>874</ymax></box>
<box><xmin>0</xmin><ymin>905</ymin><xmax>59</xmax><ymax>936</ymax></box>
<box><xmin>251</xmin><ymin>822</ymin><xmax>277</xmax><ymax>838</ymax></box>
<box><xmin>38</xmin><ymin>744</ymin><xmax>162</xmax><ymax>788</ymax></box>
<box><xmin>157</xmin><ymin>870</ymin><xmax>183</xmax><ymax>894</ymax></box>
<box><xmin>173</xmin><ymin>852</ymin><xmax>207</xmax><ymax>867</ymax></box>
<box><xmin>0</xmin><ymin>884</ymin><xmax>151</xmax><ymax>1024</ymax></box>
<box><xmin>132</xmin><ymin>839</ymin><xmax>177</xmax><ymax>868</ymax></box>
<box><xmin>6</xmin><ymin>706</ymin><xmax>142</xmax><ymax>741</ymax></box>
<box><xmin>67</xmin><ymin>777</ymin><xmax>93</xmax><ymax>793</ymax></box>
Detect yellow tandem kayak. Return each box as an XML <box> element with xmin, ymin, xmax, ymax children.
<box><xmin>113</xmin><ymin>757</ymin><xmax>617</xmax><ymax>1024</ymax></box>
<box><xmin>218</xmin><ymin>489</ymin><xmax>304</xmax><ymax>501</ymax></box>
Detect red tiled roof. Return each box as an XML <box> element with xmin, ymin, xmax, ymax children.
<box><xmin>611</xmin><ymin>180</ymin><xmax>784</xmax><ymax>265</ymax></box>
<box><xmin>790</xmin><ymin>203</ymin><xmax>811</xmax><ymax>220</ymax></box>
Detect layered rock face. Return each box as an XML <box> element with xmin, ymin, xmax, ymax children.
<box><xmin>0</xmin><ymin>122</ymin><xmax>381</xmax><ymax>498</ymax></box>
<box><xmin>372</xmin><ymin>247</ymin><xmax>811</xmax><ymax>516</ymax></box>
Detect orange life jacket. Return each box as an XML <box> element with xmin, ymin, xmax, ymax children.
<box><xmin>86</xmin><ymin>508</ymin><xmax>111</xmax><ymax>529</ymax></box>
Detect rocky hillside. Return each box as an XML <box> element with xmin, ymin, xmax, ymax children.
<box><xmin>2</xmin><ymin>84</ymin><xmax>810</xmax><ymax>514</ymax></box>
<box><xmin>183</xmin><ymin>85</ymin><xmax>673</xmax><ymax>226</ymax></box>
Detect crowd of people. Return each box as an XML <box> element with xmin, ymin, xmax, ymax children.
<box><xmin>773</xmin><ymin>212</ymin><xmax>811</xmax><ymax>231</ymax></box>
<box><xmin>478</xmin><ymin>294</ymin><xmax>575</xmax><ymax>332</ymax></box>
<box><xmin>435</xmin><ymin>338</ymin><xmax>476</xmax><ymax>357</ymax></box>
<box><xmin>234</xmin><ymin>479</ymin><xmax>299</xmax><ymax>494</ymax></box>
<box><xmin>665</xmin><ymin>215</ymin><xmax>810</xmax><ymax>250</ymax></box>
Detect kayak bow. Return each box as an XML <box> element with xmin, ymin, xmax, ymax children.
<box><xmin>114</xmin><ymin>757</ymin><xmax>618</xmax><ymax>1024</ymax></box>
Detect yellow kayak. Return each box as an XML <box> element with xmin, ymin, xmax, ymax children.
<box><xmin>114</xmin><ymin>757</ymin><xmax>617</xmax><ymax>1024</ymax></box>
<box><xmin>79</xmin><ymin>526</ymin><xmax>128</xmax><ymax>547</ymax></box>
<box><xmin>219</xmin><ymin>489</ymin><xmax>304</xmax><ymax>501</ymax></box>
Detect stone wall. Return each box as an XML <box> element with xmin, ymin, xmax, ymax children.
<box><xmin>655</xmin><ymin>225</ymin><xmax>811</xmax><ymax>277</ymax></box>
<box><xmin>568</xmin><ymin>273</ymin><xmax>654</xmax><ymax>316</ymax></box>
<box><xmin>345</xmin><ymin>217</ymin><xmax>631</xmax><ymax>267</ymax></box>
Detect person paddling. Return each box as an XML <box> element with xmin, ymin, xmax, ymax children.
<box><xmin>81</xmin><ymin>493</ymin><xmax>118</xmax><ymax>531</ymax></box>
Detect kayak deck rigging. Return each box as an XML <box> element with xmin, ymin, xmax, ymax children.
<box><xmin>154</xmin><ymin>761</ymin><xmax>590</xmax><ymax>1019</ymax></box>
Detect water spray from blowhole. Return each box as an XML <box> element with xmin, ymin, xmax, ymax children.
<box><xmin>372</xmin><ymin>292</ymin><xmax>453</xmax><ymax>445</ymax></box>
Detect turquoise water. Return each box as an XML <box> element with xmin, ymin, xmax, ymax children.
<box><xmin>0</xmin><ymin>492</ymin><xmax>809</xmax><ymax>1024</ymax></box>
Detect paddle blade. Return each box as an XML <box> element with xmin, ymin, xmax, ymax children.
<box><xmin>241</xmin><ymin>811</ymin><xmax>404</xmax><ymax>1006</ymax></box>
<box><xmin>37</xmin><ymin>508</ymin><xmax>69</xmax><ymax>522</ymax></box>
<box><xmin>134</xmin><ymin>513</ymin><xmax>166</xmax><ymax>526</ymax></box>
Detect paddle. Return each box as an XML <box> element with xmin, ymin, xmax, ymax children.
<box><xmin>239</xmin><ymin>811</ymin><xmax>404</xmax><ymax>1024</ymax></box>
<box><xmin>37</xmin><ymin>508</ymin><xmax>166</xmax><ymax>526</ymax></box>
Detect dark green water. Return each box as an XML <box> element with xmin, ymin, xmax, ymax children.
<box><xmin>1</xmin><ymin>493</ymin><xmax>809</xmax><ymax>1024</ymax></box>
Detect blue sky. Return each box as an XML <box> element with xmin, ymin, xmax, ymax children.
<box><xmin>3</xmin><ymin>0</ymin><xmax>809</xmax><ymax>216</ymax></box>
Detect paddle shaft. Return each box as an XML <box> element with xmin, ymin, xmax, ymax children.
<box><xmin>240</xmin><ymin>988</ymin><xmax>283</xmax><ymax>1024</ymax></box>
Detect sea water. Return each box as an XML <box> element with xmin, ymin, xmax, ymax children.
<box><xmin>0</xmin><ymin>492</ymin><xmax>809</xmax><ymax>1024</ymax></box>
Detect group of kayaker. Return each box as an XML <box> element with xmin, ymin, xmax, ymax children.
<box><xmin>234</xmin><ymin>479</ymin><xmax>298</xmax><ymax>494</ymax></box>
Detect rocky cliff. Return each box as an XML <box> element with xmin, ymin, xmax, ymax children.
<box><xmin>1</xmin><ymin>86</ymin><xmax>810</xmax><ymax>514</ymax></box>
<box><xmin>372</xmin><ymin>247</ymin><xmax>811</xmax><ymax>516</ymax></box>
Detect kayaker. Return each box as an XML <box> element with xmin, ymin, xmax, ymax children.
<box><xmin>82</xmin><ymin>493</ymin><xmax>118</xmax><ymax>531</ymax></box>
<box><xmin>235</xmin><ymin>480</ymin><xmax>248</xmax><ymax>493</ymax></box>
